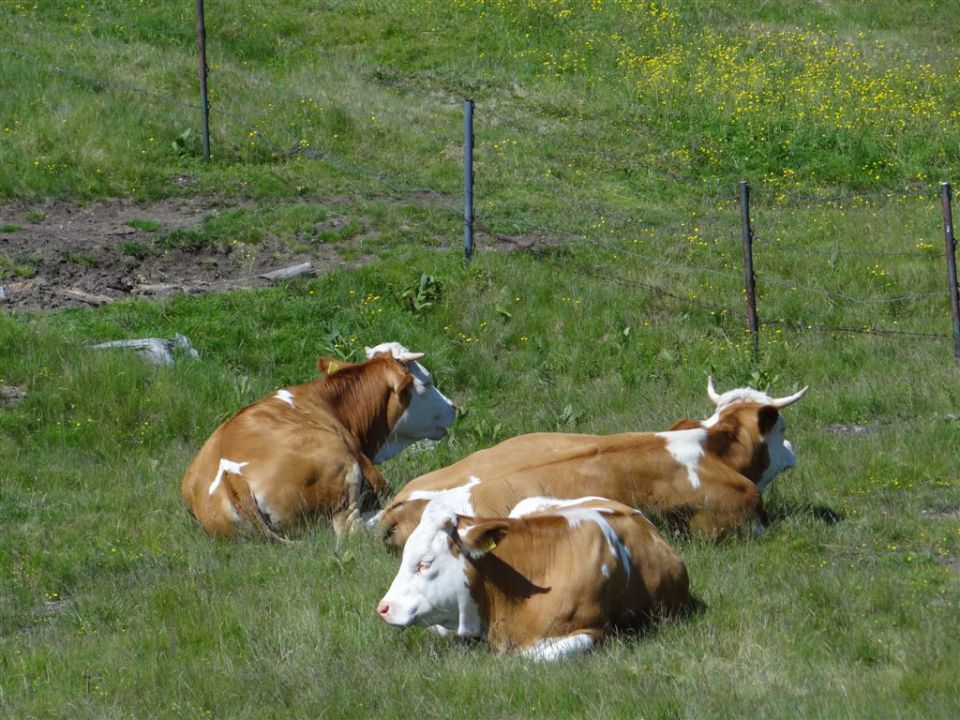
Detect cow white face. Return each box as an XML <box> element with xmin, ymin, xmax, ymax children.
<box><xmin>365</xmin><ymin>342</ymin><xmax>457</xmax><ymax>463</ymax></box>
<box><xmin>377</xmin><ymin>505</ymin><xmax>481</xmax><ymax>637</ymax></box>
<box><xmin>758</xmin><ymin>414</ymin><xmax>796</xmax><ymax>493</ymax></box>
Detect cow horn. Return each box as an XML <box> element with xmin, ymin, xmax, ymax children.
<box><xmin>769</xmin><ymin>386</ymin><xmax>808</xmax><ymax>409</ymax></box>
<box><xmin>707</xmin><ymin>376</ymin><xmax>723</xmax><ymax>405</ymax></box>
<box><xmin>397</xmin><ymin>351</ymin><xmax>425</xmax><ymax>362</ymax></box>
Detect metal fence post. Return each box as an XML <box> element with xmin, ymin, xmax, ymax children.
<box><xmin>739</xmin><ymin>180</ymin><xmax>759</xmax><ymax>357</ymax></box>
<box><xmin>464</xmin><ymin>99</ymin><xmax>475</xmax><ymax>261</ymax></box>
<box><xmin>196</xmin><ymin>0</ymin><xmax>211</xmax><ymax>161</ymax></box>
<box><xmin>940</xmin><ymin>182</ymin><xmax>960</xmax><ymax>360</ymax></box>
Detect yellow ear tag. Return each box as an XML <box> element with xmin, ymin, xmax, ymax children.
<box><xmin>326</xmin><ymin>361</ymin><xmax>340</xmax><ymax>375</ymax></box>
<box><xmin>478</xmin><ymin>537</ymin><xmax>497</xmax><ymax>553</ymax></box>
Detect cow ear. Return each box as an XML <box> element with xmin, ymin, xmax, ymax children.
<box><xmin>317</xmin><ymin>356</ymin><xmax>353</xmax><ymax>375</ymax></box>
<box><xmin>758</xmin><ymin>405</ymin><xmax>780</xmax><ymax>435</ymax></box>
<box><xmin>461</xmin><ymin>521</ymin><xmax>509</xmax><ymax>559</ymax></box>
<box><xmin>317</xmin><ymin>356</ymin><xmax>337</xmax><ymax>373</ymax></box>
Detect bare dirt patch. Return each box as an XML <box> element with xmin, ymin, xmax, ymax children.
<box><xmin>0</xmin><ymin>198</ymin><xmax>565</xmax><ymax>312</ymax></box>
<box><xmin>0</xmin><ymin>198</ymin><xmax>350</xmax><ymax>311</ymax></box>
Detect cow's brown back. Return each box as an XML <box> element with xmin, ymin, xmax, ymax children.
<box><xmin>459</xmin><ymin>503</ymin><xmax>689</xmax><ymax>653</ymax></box>
<box><xmin>381</xmin><ymin>423</ymin><xmax>766</xmax><ymax>548</ymax></box>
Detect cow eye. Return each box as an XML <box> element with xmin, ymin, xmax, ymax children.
<box><xmin>416</xmin><ymin>557</ymin><xmax>433</xmax><ymax>574</ymax></box>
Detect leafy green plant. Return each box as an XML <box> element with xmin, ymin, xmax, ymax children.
<box><xmin>464</xmin><ymin>416</ymin><xmax>504</xmax><ymax>445</ymax></box>
<box><xmin>555</xmin><ymin>403</ymin><xmax>579</xmax><ymax>429</ymax></box>
<box><xmin>399</xmin><ymin>273</ymin><xmax>442</xmax><ymax>313</ymax></box>
<box><xmin>171</xmin><ymin>128</ymin><xmax>197</xmax><ymax>157</ymax></box>
<box><xmin>748</xmin><ymin>369</ymin><xmax>782</xmax><ymax>393</ymax></box>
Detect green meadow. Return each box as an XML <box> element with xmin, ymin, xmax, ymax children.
<box><xmin>2</xmin><ymin>1</ymin><xmax>960</xmax><ymax>717</ymax></box>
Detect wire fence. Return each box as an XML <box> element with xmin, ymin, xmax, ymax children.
<box><xmin>467</xmin><ymin>178</ymin><xmax>956</xmax><ymax>344</ymax></box>
<box><xmin>4</xmin><ymin>7</ymin><xmax>960</xmax><ymax>357</ymax></box>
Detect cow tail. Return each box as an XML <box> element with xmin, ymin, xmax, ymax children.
<box><xmin>222</xmin><ymin>472</ymin><xmax>295</xmax><ymax>545</ymax></box>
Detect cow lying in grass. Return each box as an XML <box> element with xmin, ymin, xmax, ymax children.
<box><xmin>378</xmin><ymin>378</ymin><xmax>807</xmax><ymax>548</ymax></box>
<box><xmin>377</xmin><ymin>497</ymin><xmax>690</xmax><ymax>661</ymax></box>
<box><xmin>181</xmin><ymin>342</ymin><xmax>455</xmax><ymax>540</ymax></box>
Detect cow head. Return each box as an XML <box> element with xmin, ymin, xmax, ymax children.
<box><xmin>377</xmin><ymin>503</ymin><xmax>498</xmax><ymax>637</ymax></box>
<box><xmin>364</xmin><ymin>342</ymin><xmax>457</xmax><ymax>462</ymax></box>
<box><xmin>316</xmin><ymin>353</ymin><xmax>416</xmax><ymax>459</ymax></box>
<box><xmin>377</xmin><ymin>498</ymin><xmax>430</xmax><ymax>550</ymax></box>
<box><xmin>704</xmin><ymin>377</ymin><xmax>807</xmax><ymax>492</ymax></box>
<box><xmin>380</xmin><ymin>475</ymin><xmax>482</xmax><ymax>550</ymax></box>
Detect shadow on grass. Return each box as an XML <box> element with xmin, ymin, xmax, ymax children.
<box><xmin>763</xmin><ymin>501</ymin><xmax>844</xmax><ymax>528</ymax></box>
<box><xmin>407</xmin><ymin>593</ymin><xmax>709</xmax><ymax>660</ymax></box>
<box><xmin>618</xmin><ymin>592</ymin><xmax>708</xmax><ymax>645</ymax></box>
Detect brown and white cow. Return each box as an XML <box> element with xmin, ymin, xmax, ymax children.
<box><xmin>181</xmin><ymin>342</ymin><xmax>455</xmax><ymax>540</ymax></box>
<box><xmin>378</xmin><ymin>378</ymin><xmax>806</xmax><ymax>548</ymax></box>
<box><xmin>377</xmin><ymin>497</ymin><xmax>690</xmax><ymax>661</ymax></box>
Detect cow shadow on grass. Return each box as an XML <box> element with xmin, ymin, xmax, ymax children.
<box><xmin>762</xmin><ymin>501</ymin><xmax>843</xmax><ymax>529</ymax></box>
<box><xmin>607</xmin><ymin>593</ymin><xmax>707</xmax><ymax>652</ymax></box>
<box><xmin>652</xmin><ymin>502</ymin><xmax>842</xmax><ymax>541</ymax></box>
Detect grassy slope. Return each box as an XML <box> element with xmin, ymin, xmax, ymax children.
<box><xmin>2</xmin><ymin>1</ymin><xmax>960</xmax><ymax>718</ymax></box>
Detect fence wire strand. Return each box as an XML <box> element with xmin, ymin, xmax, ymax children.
<box><xmin>4</xmin><ymin>12</ymin><xmax>959</xmax><ymax>352</ymax></box>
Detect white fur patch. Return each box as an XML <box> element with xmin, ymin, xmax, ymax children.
<box><xmin>656</xmin><ymin>428</ymin><xmax>707</xmax><ymax>489</ymax></box>
<box><xmin>713</xmin><ymin>387</ymin><xmax>778</xmax><ymax>411</ymax></box>
<box><xmin>209</xmin><ymin>458</ymin><xmax>249</xmax><ymax>496</ymax></box>
<box><xmin>560</xmin><ymin>506</ymin><xmax>633</xmax><ymax>581</ymax></box>
<box><xmin>704</xmin><ymin>387</ymin><xmax>777</xmax><ymax>426</ymax></box>
<box><xmin>408</xmin><ymin>476</ymin><xmax>481</xmax><ymax>516</ymax></box>
<box><xmin>510</xmin><ymin>498</ymin><xmax>635</xmax><ymax>582</ymax></box>
<box><xmin>274</xmin><ymin>389</ymin><xmax>295</xmax><ymax>407</ymax></box>
<box><xmin>521</xmin><ymin>633</ymin><xmax>596</xmax><ymax>662</ymax></box>
<box><xmin>508</xmin><ymin>495</ymin><xmax>610</xmax><ymax>517</ymax></box>
<box><xmin>378</xmin><ymin>500</ymin><xmax>483</xmax><ymax>637</ymax></box>
<box><xmin>344</xmin><ymin>461</ymin><xmax>364</xmax><ymax>489</ymax></box>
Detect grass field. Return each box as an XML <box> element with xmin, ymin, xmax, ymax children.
<box><xmin>2</xmin><ymin>1</ymin><xmax>960</xmax><ymax>718</ymax></box>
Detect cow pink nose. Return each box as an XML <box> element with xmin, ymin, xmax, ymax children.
<box><xmin>377</xmin><ymin>601</ymin><xmax>390</xmax><ymax>617</ymax></box>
